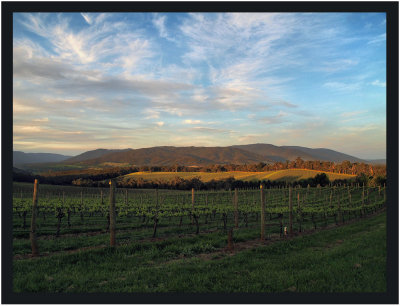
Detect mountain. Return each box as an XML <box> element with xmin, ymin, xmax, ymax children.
<box><xmin>64</xmin><ymin>148</ymin><xmax>131</xmax><ymax>163</ymax></box>
<box><xmin>77</xmin><ymin>146</ymin><xmax>272</xmax><ymax>166</ymax></box>
<box><xmin>13</xmin><ymin>151</ymin><xmax>72</xmax><ymax>166</ymax></box>
<box><xmin>62</xmin><ymin>144</ymin><xmax>370</xmax><ymax>167</ymax></box>
<box><xmin>17</xmin><ymin>144</ymin><xmax>375</xmax><ymax>170</ymax></box>
<box><xmin>365</xmin><ymin>159</ymin><xmax>386</xmax><ymax>165</ymax></box>
<box><xmin>232</xmin><ymin>144</ymin><xmax>366</xmax><ymax>163</ymax></box>
<box><xmin>232</xmin><ymin>144</ymin><xmax>315</xmax><ymax>162</ymax></box>
<box><xmin>281</xmin><ymin>146</ymin><xmax>365</xmax><ymax>163</ymax></box>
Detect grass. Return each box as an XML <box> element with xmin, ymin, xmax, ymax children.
<box><xmin>13</xmin><ymin>210</ymin><xmax>386</xmax><ymax>293</ymax></box>
<box><xmin>122</xmin><ymin>169</ymin><xmax>355</xmax><ymax>183</ymax></box>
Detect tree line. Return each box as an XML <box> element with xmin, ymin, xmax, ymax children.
<box><xmin>13</xmin><ymin>158</ymin><xmax>386</xmax><ymax>189</ymax></box>
<box><xmin>71</xmin><ymin>172</ymin><xmax>385</xmax><ymax>190</ymax></box>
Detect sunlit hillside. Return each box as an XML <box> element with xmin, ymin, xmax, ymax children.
<box><xmin>121</xmin><ymin>169</ymin><xmax>356</xmax><ymax>183</ymax></box>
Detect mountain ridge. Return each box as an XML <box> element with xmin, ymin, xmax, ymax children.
<box><xmin>13</xmin><ymin>144</ymin><xmax>384</xmax><ymax>168</ymax></box>
<box><xmin>13</xmin><ymin>151</ymin><xmax>72</xmax><ymax>166</ymax></box>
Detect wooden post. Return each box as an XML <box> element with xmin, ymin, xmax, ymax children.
<box><xmin>297</xmin><ymin>192</ymin><xmax>300</xmax><ymax>209</ymax></box>
<box><xmin>337</xmin><ymin>197</ymin><xmax>342</xmax><ymax>224</ymax></box>
<box><xmin>125</xmin><ymin>189</ymin><xmax>128</xmax><ymax>205</ymax></box>
<box><xmin>289</xmin><ymin>186</ymin><xmax>293</xmax><ymax>236</ymax></box>
<box><xmin>30</xmin><ymin>179</ymin><xmax>39</xmax><ymax>256</ymax></box>
<box><xmin>153</xmin><ymin>189</ymin><xmax>159</xmax><ymax>238</ymax></box>
<box><xmin>79</xmin><ymin>190</ymin><xmax>84</xmax><ymax>222</ymax></box>
<box><xmin>191</xmin><ymin>188</ymin><xmax>195</xmax><ymax>225</ymax></box>
<box><xmin>348</xmin><ymin>186</ymin><xmax>351</xmax><ymax>204</ymax></box>
<box><xmin>362</xmin><ymin>184</ymin><xmax>365</xmax><ymax>205</ymax></box>
<box><xmin>234</xmin><ymin>188</ymin><xmax>239</xmax><ymax>228</ymax></box>
<box><xmin>260</xmin><ymin>184</ymin><xmax>265</xmax><ymax>241</ymax></box>
<box><xmin>227</xmin><ymin>228</ymin><xmax>234</xmax><ymax>251</ymax></box>
<box><xmin>383</xmin><ymin>185</ymin><xmax>386</xmax><ymax>202</ymax></box>
<box><xmin>109</xmin><ymin>180</ymin><xmax>116</xmax><ymax>247</ymax></box>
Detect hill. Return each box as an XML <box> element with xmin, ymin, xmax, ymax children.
<box><xmin>16</xmin><ymin>143</ymin><xmax>380</xmax><ymax>173</ymax></box>
<box><xmin>13</xmin><ymin>151</ymin><xmax>71</xmax><ymax>167</ymax></box>
<box><xmin>77</xmin><ymin>146</ymin><xmax>272</xmax><ymax>166</ymax></box>
<box><xmin>64</xmin><ymin>148</ymin><xmax>131</xmax><ymax>163</ymax></box>
<box><xmin>366</xmin><ymin>159</ymin><xmax>386</xmax><ymax>165</ymax></box>
<box><xmin>69</xmin><ymin>144</ymin><xmax>370</xmax><ymax>167</ymax></box>
<box><xmin>121</xmin><ymin>169</ymin><xmax>356</xmax><ymax>184</ymax></box>
<box><xmin>233</xmin><ymin>144</ymin><xmax>365</xmax><ymax>163</ymax></box>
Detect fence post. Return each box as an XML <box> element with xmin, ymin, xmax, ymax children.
<box><xmin>289</xmin><ymin>186</ymin><xmax>293</xmax><ymax>236</ymax></box>
<box><xmin>234</xmin><ymin>188</ymin><xmax>239</xmax><ymax>228</ymax></box>
<box><xmin>348</xmin><ymin>186</ymin><xmax>351</xmax><ymax>204</ymax></box>
<box><xmin>260</xmin><ymin>184</ymin><xmax>265</xmax><ymax>241</ymax></box>
<box><xmin>30</xmin><ymin>179</ymin><xmax>39</xmax><ymax>256</ymax></box>
<box><xmin>109</xmin><ymin>180</ymin><xmax>116</xmax><ymax>247</ymax></box>
<box><xmin>337</xmin><ymin>196</ymin><xmax>342</xmax><ymax>224</ymax></box>
<box><xmin>362</xmin><ymin>184</ymin><xmax>365</xmax><ymax>205</ymax></box>
<box><xmin>153</xmin><ymin>189</ymin><xmax>159</xmax><ymax>237</ymax></box>
<box><xmin>383</xmin><ymin>185</ymin><xmax>386</xmax><ymax>203</ymax></box>
<box><xmin>191</xmin><ymin>188</ymin><xmax>195</xmax><ymax>224</ymax></box>
<box><xmin>125</xmin><ymin>189</ymin><xmax>128</xmax><ymax>205</ymax></box>
<box><xmin>227</xmin><ymin>228</ymin><xmax>234</xmax><ymax>251</ymax></box>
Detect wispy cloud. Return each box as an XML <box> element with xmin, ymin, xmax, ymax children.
<box><xmin>340</xmin><ymin>110</ymin><xmax>367</xmax><ymax>118</ymax></box>
<box><xmin>368</xmin><ymin>33</ymin><xmax>386</xmax><ymax>45</ymax></box>
<box><xmin>371</xmin><ymin>80</ymin><xmax>386</xmax><ymax>87</ymax></box>
<box><xmin>323</xmin><ymin>81</ymin><xmax>361</xmax><ymax>92</ymax></box>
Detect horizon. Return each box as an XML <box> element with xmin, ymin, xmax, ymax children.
<box><xmin>14</xmin><ymin>143</ymin><xmax>386</xmax><ymax>160</ymax></box>
<box><xmin>13</xmin><ymin>13</ymin><xmax>386</xmax><ymax>159</ymax></box>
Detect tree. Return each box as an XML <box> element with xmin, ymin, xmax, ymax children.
<box><xmin>313</xmin><ymin>173</ymin><xmax>330</xmax><ymax>187</ymax></box>
<box><xmin>355</xmin><ymin>173</ymin><xmax>368</xmax><ymax>186</ymax></box>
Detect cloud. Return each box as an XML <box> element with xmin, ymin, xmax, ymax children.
<box><xmin>323</xmin><ymin>81</ymin><xmax>361</xmax><ymax>92</ymax></box>
<box><xmin>143</xmin><ymin>109</ymin><xmax>160</xmax><ymax>119</ymax></box>
<box><xmin>33</xmin><ymin>118</ymin><xmax>49</xmax><ymax>122</ymax></box>
<box><xmin>12</xmin><ymin>13</ymin><xmax>386</xmax><ymax>157</ymax></box>
<box><xmin>368</xmin><ymin>33</ymin><xmax>386</xmax><ymax>45</ymax></box>
<box><xmin>188</xmin><ymin>127</ymin><xmax>233</xmax><ymax>134</ymax></box>
<box><xmin>238</xmin><ymin>133</ymin><xmax>270</xmax><ymax>143</ymax></box>
<box><xmin>258</xmin><ymin>111</ymin><xmax>288</xmax><ymax>124</ymax></box>
<box><xmin>371</xmin><ymin>80</ymin><xmax>386</xmax><ymax>87</ymax></box>
<box><xmin>340</xmin><ymin>110</ymin><xmax>367</xmax><ymax>118</ymax></box>
<box><xmin>319</xmin><ymin>59</ymin><xmax>359</xmax><ymax>73</ymax></box>
<box><xmin>153</xmin><ymin>14</ymin><xmax>168</xmax><ymax>38</ymax></box>
<box><xmin>183</xmin><ymin>119</ymin><xmax>202</xmax><ymax>124</ymax></box>
<box><xmin>81</xmin><ymin>13</ymin><xmax>92</xmax><ymax>25</ymax></box>
<box><xmin>17</xmin><ymin>13</ymin><xmax>153</xmax><ymax>67</ymax></box>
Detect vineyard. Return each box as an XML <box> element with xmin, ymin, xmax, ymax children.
<box><xmin>13</xmin><ymin>180</ymin><xmax>386</xmax><ymax>258</ymax></box>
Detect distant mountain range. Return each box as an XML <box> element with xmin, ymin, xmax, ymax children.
<box><xmin>13</xmin><ymin>151</ymin><xmax>72</xmax><ymax>167</ymax></box>
<box><xmin>13</xmin><ymin>144</ymin><xmax>386</xmax><ymax>170</ymax></box>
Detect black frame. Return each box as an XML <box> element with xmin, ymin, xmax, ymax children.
<box><xmin>2</xmin><ymin>2</ymin><xmax>398</xmax><ymax>304</ymax></box>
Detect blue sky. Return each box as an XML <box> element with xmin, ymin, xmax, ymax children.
<box><xmin>13</xmin><ymin>13</ymin><xmax>386</xmax><ymax>159</ymax></box>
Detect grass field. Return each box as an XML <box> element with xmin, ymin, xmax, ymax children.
<box><xmin>122</xmin><ymin>169</ymin><xmax>356</xmax><ymax>183</ymax></box>
<box><xmin>13</xmin><ymin>211</ymin><xmax>386</xmax><ymax>293</ymax></box>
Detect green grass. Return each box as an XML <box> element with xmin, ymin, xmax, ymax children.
<box><xmin>13</xmin><ymin>211</ymin><xmax>386</xmax><ymax>293</ymax></box>
<box><xmin>122</xmin><ymin>169</ymin><xmax>355</xmax><ymax>183</ymax></box>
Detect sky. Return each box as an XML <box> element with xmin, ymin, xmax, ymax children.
<box><xmin>13</xmin><ymin>13</ymin><xmax>386</xmax><ymax>159</ymax></box>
